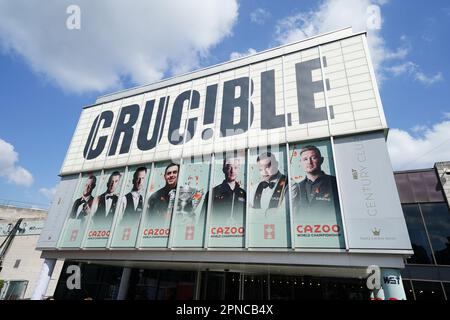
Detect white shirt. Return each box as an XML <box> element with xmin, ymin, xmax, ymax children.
<box><xmin>76</xmin><ymin>195</ymin><xmax>92</xmax><ymax>219</ymax></box>
<box><xmin>120</xmin><ymin>191</ymin><xmax>142</xmax><ymax>218</ymax></box>
<box><xmin>259</xmin><ymin>179</ymin><xmax>278</xmax><ymax>210</ymax></box>
<box><xmin>104</xmin><ymin>193</ymin><xmax>114</xmax><ymax>217</ymax></box>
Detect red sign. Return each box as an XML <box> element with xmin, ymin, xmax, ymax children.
<box><xmin>70</xmin><ymin>230</ymin><xmax>78</xmax><ymax>241</ymax></box>
<box><xmin>122</xmin><ymin>228</ymin><xmax>131</xmax><ymax>240</ymax></box>
<box><xmin>264</xmin><ymin>224</ymin><xmax>275</xmax><ymax>239</ymax></box>
<box><xmin>185</xmin><ymin>225</ymin><xmax>195</xmax><ymax>240</ymax></box>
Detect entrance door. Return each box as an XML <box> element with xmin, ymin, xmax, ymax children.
<box><xmin>200</xmin><ymin>271</ymin><xmax>240</xmax><ymax>300</ymax></box>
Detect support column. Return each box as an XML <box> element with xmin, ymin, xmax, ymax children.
<box><xmin>31</xmin><ymin>258</ymin><xmax>56</xmax><ymax>300</ymax></box>
<box><xmin>370</xmin><ymin>287</ymin><xmax>385</xmax><ymax>300</ymax></box>
<box><xmin>116</xmin><ymin>267</ymin><xmax>132</xmax><ymax>300</ymax></box>
<box><xmin>380</xmin><ymin>268</ymin><xmax>407</xmax><ymax>300</ymax></box>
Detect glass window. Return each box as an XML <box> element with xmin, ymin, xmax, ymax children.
<box><xmin>443</xmin><ymin>282</ymin><xmax>450</xmax><ymax>301</ymax></box>
<box><xmin>0</xmin><ymin>280</ymin><xmax>28</xmax><ymax>300</ymax></box>
<box><xmin>412</xmin><ymin>281</ymin><xmax>445</xmax><ymax>301</ymax></box>
<box><xmin>402</xmin><ymin>280</ymin><xmax>415</xmax><ymax>300</ymax></box>
<box><xmin>402</xmin><ymin>204</ymin><xmax>434</xmax><ymax>264</ymax></box>
<box><xmin>200</xmin><ymin>272</ymin><xmax>241</xmax><ymax>300</ymax></box>
<box><xmin>420</xmin><ymin>202</ymin><xmax>450</xmax><ymax>265</ymax></box>
<box><xmin>269</xmin><ymin>275</ymin><xmax>294</xmax><ymax>300</ymax></box>
<box><xmin>243</xmin><ymin>274</ymin><xmax>269</xmax><ymax>300</ymax></box>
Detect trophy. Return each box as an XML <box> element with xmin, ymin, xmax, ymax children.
<box><xmin>165</xmin><ymin>189</ymin><xmax>177</xmax><ymax>221</ymax></box>
<box><xmin>177</xmin><ymin>184</ymin><xmax>203</xmax><ymax>224</ymax></box>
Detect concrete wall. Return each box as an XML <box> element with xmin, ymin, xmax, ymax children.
<box><xmin>0</xmin><ymin>205</ymin><xmax>47</xmax><ymax>220</ymax></box>
<box><xmin>0</xmin><ymin>205</ymin><xmax>62</xmax><ymax>299</ymax></box>
<box><xmin>435</xmin><ymin>162</ymin><xmax>450</xmax><ymax>206</ymax></box>
<box><xmin>0</xmin><ymin>233</ymin><xmax>63</xmax><ymax>299</ymax></box>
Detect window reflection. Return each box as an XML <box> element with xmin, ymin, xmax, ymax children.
<box><xmin>402</xmin><ymin>204</ymin><xmax>434</xmax><ymax>264</ymax></box>
<box><xmin>421</xmin><ymin>202</ymin><xmax>450</xmax><ymax>266</ymax></box>
<box><xmin>412</xmin><ymin>280</ymin><xmax>445</xmax><ymax>301</ymax></box>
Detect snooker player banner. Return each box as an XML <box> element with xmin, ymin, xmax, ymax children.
<box><xmin>110</xmin><ymin>165</ymin><xmax>151</xmax><ymax>248</ymax></box>
<box><xmin>289</xmin><ymin>140</ymin><xmax>345</xmax><ymax>249</ymax></box>
<box><xmin>247</xmin><ymin>145</ymin><xmax>291</xmax><ymax>248</ymax></box>
<box><xmin>139</xmin><ymin>161</ymin><xmax>179</xmax><ymax>248</ymax></box>
<box><xmin>58</xmin><ymin>171</ymin><xmax>102</xmax><ymax>248</ymax></box>
<box><xmin>84</xmin><ymin>168</ymin><xmax>125</xmax><ymax>248</ymax></box>
<box><xmin>208</xmin><ymin>151</ymin><xmax>246</xmax><ymax>248</ymax></box>
<box><xmin>171</xmin><ymin>155</ymin><xmax>211</xmax><ymax>248</ymax></box>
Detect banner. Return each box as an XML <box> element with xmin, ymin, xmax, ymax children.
<box><xmin>38</xmin><ymin>175</ymin><xmax>79</xmax><ymax>248</ymax></box>
<box><xmin>58</xmin><ymin>172</ymin><xmax>101</xmax><ymax>248</ymax></box>
<box><xmin>289</xmin><ymin>140</ymin><xmax>345</xmax><ymax>248</ymax></box>
<box><xmin>139</xmin><ymin>161</ymin><xmax>179</xmax><ymax>247</ymax></box>
<box><xmin>207</xmin><ymin>151</ymin><xmax>246</xmax><ymax>248</ymax></box>
<box><xmin>247</xmin><ymin>146</ymin><xmax>290</xmax><ymax>248</ymax></box>
<box><xmin>333</xmin><ymin>132</ymin><xmax>412</xmax><ymax>250</ymax></box>
<box><xmin>84</xmin><ymin>169</ymin><xmax>125</xmax><ymax>248</ymax></box>
<box><xmin>110</xmin><ymin>165</ymin><xmax>151</xmax><ymax>247</ymax></box>
<box><xmin>171</xmin><ymin>156</ymin><xmax>211</xmax><ymax>247</ymax></box>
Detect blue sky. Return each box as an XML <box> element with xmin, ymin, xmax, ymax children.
<box><xmin>0</xmin><ymin>0</ymin><xmax>449</xmax><ymax>208</ymax></box>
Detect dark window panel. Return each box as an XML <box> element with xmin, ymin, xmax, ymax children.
<box><xmin>402</xmin><ymin>204</ymin><xmax>433</xmax><ymax>264</ymax></box>
<box><xmin>412</xmin><ymin>281</ymin><xmax>445</xmax><ymax>301</ymax></box>
<box><xmin>395</xmin><ymin>173</ymin><xmax>415</xmax><ymax>203</ymax></box>
<box><xmin>422</xmin><ymin>171</ymin><xmax>445</xmax><ymax>202</ymax></box>
<box><xmin>402</xmin><ymin>280</ymin><xmax>415</xmax><ymax>300</ymax></box>
<box><xmin>394</xmin><ymin>170</ymin><xmax>444</xmax><ymax>203</ymax></box>
<box><xmin>443</xmin><ymin>282</ymin><xmax>450</xmax><ymax>300</ymax></box>
<box><xmin>421</xmin><ymin>202</ymin><xmax>450</xmax><ymax>265</ymax></box>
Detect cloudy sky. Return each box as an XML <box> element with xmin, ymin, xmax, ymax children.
<box><xmin>0</xmin><ymin>0</ymin><xmax>449</xmax><ymax>208</ymax></box>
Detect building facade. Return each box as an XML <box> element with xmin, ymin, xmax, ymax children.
<box><xmin>36</xmin><ymin>28</ymin><xmax>414</xmax><ymax>300</ymax></box>
<box><xmin>395</xmin><ymin>162</ymin><xmax>450</xmax><ymax>300</ymax></box>
<box><xmin>0</xmin><ymin>204</ymin><xmax>63</xmax><ymax>299</ymax></box>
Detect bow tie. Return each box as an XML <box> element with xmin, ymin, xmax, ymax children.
<box><xmin>260</xmin><ymin>181</ymin><xmax>276</xmax><ymax>189</ymax></box>
<box><xmin>106</xmin><ymin>195</ymin><xmax>115</xmax><ymax>200</ymax></box>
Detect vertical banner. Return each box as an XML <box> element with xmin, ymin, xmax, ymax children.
<box><xmin>208</xmin><ymin>151</ymin><xmax>246</xmax><ymax>248</ymax></box>
<box><xmin>248</xmin><ymin>146</ymin><xmax>290</xmax><ymax>248</ymax></box>
<box><xmin>111</xmin><ymin>165</ymin><xmax>151</xmax><ymax>247</ymax></box>
<box><xmin>84</xmin><ymin>169</ymin><xmax>125</xmax><ymax>248</ymax></box>
<box><xmin>38</xmin><ymin>175</ymin><xmax>80</xmax><ymax>248</ymax></box>
<box><xmin>140</xmin><ymin>162</ymin><xmax>179</xmax><ymax>247</ymax></box>
<box><xmin>171</xmin><ymin>156</ymin><xmax>211</xmax><ymax>247</ymax></box>
<box><xmin>58</xmin><ymin>172</ymin><xmax>101</xmax><ymax>248</ymax></box>
<box><xmin>333</xmin><ymin>132</ymin><xmax>412</xmax><ymax>250</ymax></box>
<box><xmin>289</xmin><ymin>140</ymin><xmax>345</xmax><ymax>248</ymax></box>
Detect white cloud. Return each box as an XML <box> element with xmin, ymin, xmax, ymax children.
<box><xmin>274</xmin><ymin>0</ymin><xmax>394</xmax><ymax>78</ymax></box>
<box><xmin>414</xmin><ymin>71</ymin><xmax>444</xmax><ymax>86</ymax></box>
<box><xmin>39</xmin><ymin>186</ymin><xmax>57</xmax><ymax>200</ymax></box>
<box><xmin>230</xmin><ymin>48</ymin><xmax>257</xmax><ymax>60</ymax></box>
<box><xmin>386</xmin><ymin>61</ymin><xmax>444</xmax><ymax>85</ymax></box>
<box><xmin>273</xmin><ymin>0</ymin><xmax>442</xmax><ymax>85</ymax></box>
<box><xmin>387</xmin><ymin>121</ymin><xmax>450</xmax><ymax>170</ymax></box>
<box><xmin>0</xmin><ymin>0</ymin><xmax>238</xmax><ymax>93</ymax></box>
<box><xmin>250</xmin><ymin>8</ymin><xmax>271</xmax><ymax>25</ymax></box>
<box><xmin>0</xmin><ymin>138</ymin><xmax>34</xmax><ymax>186</ymax></box>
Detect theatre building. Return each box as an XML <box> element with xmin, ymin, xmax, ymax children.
<box><xmin>34</xmin><ymin>28</ymin><xmax>415</xmax><ymax>300</ymax></box>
